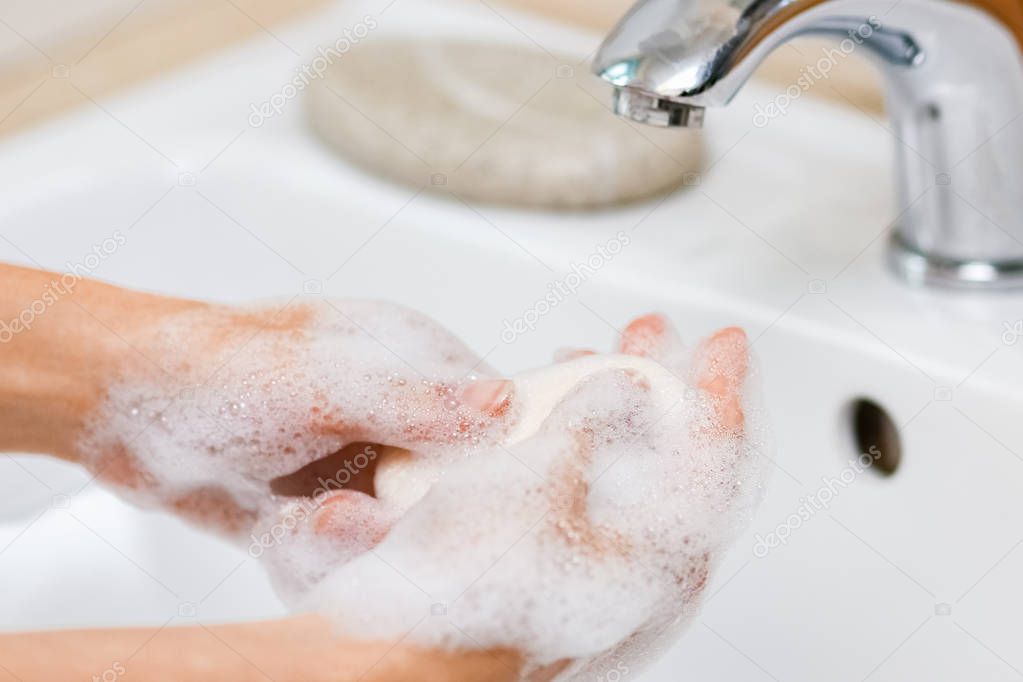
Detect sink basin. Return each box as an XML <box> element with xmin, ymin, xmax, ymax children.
<box><xmin>1</xmin><ymin>1</ymin><xmax>1022</xmax><ymax>679</ymax></box>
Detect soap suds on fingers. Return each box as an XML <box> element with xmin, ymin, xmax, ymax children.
<box><xmin>74</xmin><ymin>299</ymin><xmax>511</xmax><ymax>528</ymax></box>
<box><xmin>306</xmin><ymin>349</ymin><xmax>767</xmax><ymax>678</ymax></box>
<box><xmin>76</xmin><ymin>304</ymin><xmax>767</xmax><ymax>680</ymax></box>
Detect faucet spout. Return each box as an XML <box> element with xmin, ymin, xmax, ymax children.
<box><xmin>594</xmin><ymin>0</ymin><xmax>1023</xmax><ymax>288</ymax></box>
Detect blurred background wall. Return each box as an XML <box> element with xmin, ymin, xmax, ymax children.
<box><xmin>0</xmin><ymin>0</ymin><xmax>327</xmax><ymax>136</ymax></box>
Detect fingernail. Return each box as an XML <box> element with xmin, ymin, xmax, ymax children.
<box><xmin>460</xmin><ymin>379</ymin><xmax>514</xmax><ymax>417</ymax></box>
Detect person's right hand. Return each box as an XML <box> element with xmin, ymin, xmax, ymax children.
<box><xmin>301</xmin><ymin>314</ymin><xmax>756</xmax><ymax>680</ymax></box>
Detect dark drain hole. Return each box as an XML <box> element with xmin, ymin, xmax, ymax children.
<box><xmin>850</xmin><ymin>398</ymin><xmax>901</xmax><ymax>476</ymax></box>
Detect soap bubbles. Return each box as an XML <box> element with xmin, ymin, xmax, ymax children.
<box><xmin>76</xmin><ymin>302</ymin><xmax>767</xmax><ymax>681</ymax></box>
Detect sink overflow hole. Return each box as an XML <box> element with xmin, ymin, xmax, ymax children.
<box><xmin>849</xmin><ymin>399</ymin><xmax>901</xmax><ymax>476</ymax></box>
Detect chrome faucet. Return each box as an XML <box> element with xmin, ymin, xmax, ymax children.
<box><xmin>593</xmin><ymin>0</ymin><xmax>1023</xmax><ymax>288</ymax></box>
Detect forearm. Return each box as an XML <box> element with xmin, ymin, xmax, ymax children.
<box><xmin>0</xmin><ymin>616</ymin><xmax>522</xmax><ymax>682</ymax></box>
<box><xmin>0</xmin><ymin>263</ymin><xmax>202</xmax><ymax>459</ymax></box>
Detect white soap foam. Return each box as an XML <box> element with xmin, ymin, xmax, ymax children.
<box><xmin>303</xmin><ymin>361</ymin><xmax>767</xmax><ymax>678</ymax></box>
<box><xmin>76</xmin><ymin>301</ymin><xmax>768</xmax><ymax>680</ymax></box>
<box><xmin>75</xmin><ymin>299</ymin><xmax>506</xmax><ymax>525</ymax></box>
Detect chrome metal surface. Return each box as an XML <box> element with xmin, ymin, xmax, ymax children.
<box><xmin>593</xmin><ymin>0</ymin><xmax>1023</xmax><ymax>288</ymax></box>
<box><xmin>612</xmin><ymin>87</ymin><xmax>706</xmax><ymax>127</ymax></box>
<box><xmin>888</xmin><ymin>230</ymin><xmax>1023</xmax><ymax>288</ymax></box>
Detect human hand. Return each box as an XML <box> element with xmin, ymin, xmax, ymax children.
<box><xmin>0</xmin><ymin>264</ymin><xmax>526</xmax><ymax>679</ymax></box>
<box><xmin>292</xmin><ymin>314</ymin><xmax>762</xmax><ymax>680</ymax></box>
<box><xmin>72</xmin><ymin>296</ymin><xmax>517</xmax><ymax>537</ymax></box>
<box><xmin>0</xmin><ymin>264</ymin><xmax>514</xmax><ymax>537</ymax></box>
<box><xmin>0</xmin><ymin>264</ymin><xmax>760</xmax><ymax>681</ymax></box>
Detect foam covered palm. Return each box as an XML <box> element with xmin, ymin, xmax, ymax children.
<box><xmin>274</xmin><ymin>315</ymin><xmax>765</xmax><ymax>680</ymax></box>
<box><xmin>76</xmin><ymin>303</ymin><xmax>764</xmax><ymax>681</ymax></box>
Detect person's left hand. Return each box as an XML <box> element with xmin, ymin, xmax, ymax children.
<box><xmin>70</xmin><ymin>296</ymin><xmax>518</xmax><ymax>538</ymax></box>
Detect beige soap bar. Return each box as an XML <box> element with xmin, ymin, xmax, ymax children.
<box><xmin>308</xmin><ymin>39</ymin><xmax>705</xmax><ymax>209</ymax></box>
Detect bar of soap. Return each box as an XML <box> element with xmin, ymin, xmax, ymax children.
<box><xmin>301</xmin><ymin>348</ymin><xmax>765</xmax><ymax>674</ymax></box>
<box><xmin>374</xmin><ymin>354</ymin><xmax>681</xmax><ymax>512</ymax></box>
<box><xmin>306</xmin><ymin>39</ymin><xmax>704</xmax><ymax>208</ymax></box>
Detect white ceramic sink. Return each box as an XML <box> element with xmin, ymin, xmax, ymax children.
<box><xmin>1</xmin><ymin>1</ymin><xmax>1022</xmax><ymax>680</ymax></box>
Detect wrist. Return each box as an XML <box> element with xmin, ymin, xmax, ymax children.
<box><xmin>0</xmin><ymin>264</ymin><xmax>203</xmax><ymax>459</ymax></box>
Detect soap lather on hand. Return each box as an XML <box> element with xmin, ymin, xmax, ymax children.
<box><xmin>50</xmin><ymin>274</ymin><xmax>762</xmax><ymax>681</ymax></box>
<box><xmin>298</xmin><ymin>313</ymin><xmax>764</xmax><ymax>681</ymax></box>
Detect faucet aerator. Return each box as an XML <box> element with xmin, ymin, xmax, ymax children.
<box><xmin>612</xmin><ymin>87</ymin><xmax>705</xmax><ymax>129</ymax></box>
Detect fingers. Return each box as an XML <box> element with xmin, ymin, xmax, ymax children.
<box><xmin>553</xmin><ymin>348</ymin><xmax>595</xmax><ymax>363</ymax></box>
<box><xmin>254</xmin><ymin>485</ymin><xmax>392</xmax><ymax>571</ymax></box>
<box><xmin>311</xmin><ymin>489</ymin><xmax>392</xmax><ymax>548</ymax></box>
<box><xmin>406</xmin><ymin>378</ymin><xmax>514</xmax><ymax>440</ymax></box>
<box><xmin>372</xmin><ymin>445</ymin><xmax>439</xmax><ymax>514</ymax></box>
<box><xmin>565</xmin><ymin>314</ymin><xmax>749</xmax><ymax>438</ymax></box>
<box><xmin>619</xmin><ymin>315</ymin><xmax>748</xmax><ymax>433</ymax></box>
<box><xmin>310</xmin><ymin>378</ymin><xmax>515</xmax><ymax>448</ymax></box>
<box><xmin>618</xmin><ymin>313</ymin><xmax>675</xmax><ymax>358</ymax></box>
<box><xmin>459</xmin><ymin>379</ymin><xmax>514</xmax><ymax>418</ymax></box>
<box><xmin>542</xmin><ymin>369</ymin><xmax>652</xmax><ymax>556</ymax></box>
<box><xmin>171</xmin><ymin>486</ymin><xmax>258</xmax><ymax>538</ymax></box>
<box><xmin>690</xmin><ymin>327</ymin><xmax>748</xmax><ymax>432</ymax></box>
<box><xmin>268</xmin><ymin>443</ymin><xmax>395</xmax><ymax>548</ymax></box>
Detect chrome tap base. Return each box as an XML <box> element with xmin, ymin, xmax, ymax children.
<box><xmin>888</xmin><ymin>231</ymin><xmax>1023</xmax><ymax>289</ymax></box>
<box><xmin>594</xmin><ymin>0</ymin><xmax>1023</xmax><ymax>292</ymax></box>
